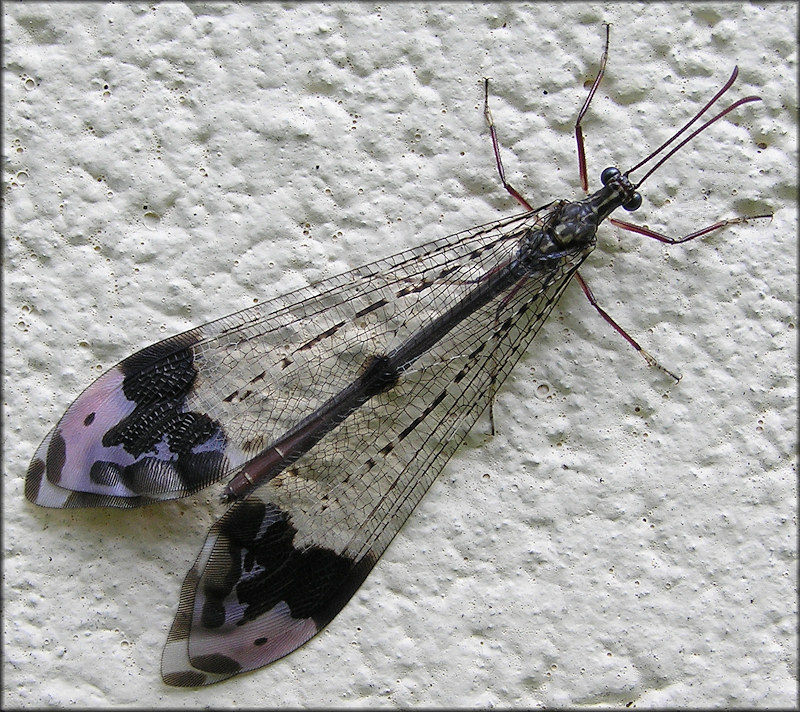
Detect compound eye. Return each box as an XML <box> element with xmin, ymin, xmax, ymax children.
<box><xmin>623</xmin><ymin>192</ymin><xmax>642</xmax><ymax>212</ymax></box>
<box><xmin>600</xmin><ymin>166</ymin><xmax>620</xmax><ymax>185</ymax></box>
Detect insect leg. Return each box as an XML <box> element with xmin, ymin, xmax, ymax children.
<box><xmin>579</xmin><ymin>213</ymin><xmax>772</xmax><ymax>379</ymax></box>
<box><xmin>483</xmin><ymin>78</ymin><xmax>534</xmax><ymax>210</ymax></box>
<box><xmin>609</xmin><ymin>213</ymin><xmax>773</xmax><ymax>244</ymax></box>
<box><xmin>574</xmin><ymin>271</ymin><xmax>682</xmax><ymax>382</ymax></box>
<box><xmin>574</xmin><ymin>23</ymin><xmax>611</xmax><ymax>193</ymax></box>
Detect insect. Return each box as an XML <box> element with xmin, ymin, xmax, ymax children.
<box><xmin>25</xmin><ymin>26</ymin><xmax>769</xmax><ymax>686</ymax></box>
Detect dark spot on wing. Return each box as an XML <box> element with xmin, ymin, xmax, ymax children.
<box><xmin>118</xmin><ymin>331</ymin><xmax>202</xmax><ymax>407</ymax></box>
<box><xmin>95</xmin><ymin>401</ymin><xmax>227</xmax><ymax>496</ymax></box>
<box><xmin>45</xmin><ymin>430</ymin><xmax>67</xmax><ymax>485</ymax></box>
<box><xmin>395</xmin><ymin>279</ymin><xmax>433</xmax><ymax>297</ymax></box>
<box><xmin>200</xmin><ymin>500</ymin><xmax>364</xmax><ymax>630</ymax></box>
<box><xmin>355</xmin><ymin>299</ymin><xmax>388</xmax><ymax>318</ymax></box>
<box><xmin>165</xmin><ymin>412</ymin><xmax>217</xmax><ymax>454</ymax></box>
<box><xmin>297</xmin><ymin>320</ymin><xmax>347</xmax><ymax>352</ymax></box>
<box><xmin>190</xmin><ymin>653</ymin><xmax>241</xmax><ymax>676</ymax></box>
<box><xmin>71</xmin><ymin>330</ymin><xmax>234</xmax><ymax>496</ymax></box>
<box><xmin>89</xmin><ymin>460</ymin><xmax>122</xmax><ymax>487</ymax></box>
<box><xmin>103</xmin><ymin>395</ymin><xmax>223</xmax><ymax>453</ymax></box>
<box><xmin>437</xmin><ymin>264</ymin><xmax>460</xmax><ymax>279</ymax></box>
<box><xmin>397</xmin><ymin>389</ymin><xmax>448</xmax><ymax>441</ymax></box>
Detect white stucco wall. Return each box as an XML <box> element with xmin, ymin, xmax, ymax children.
<box><xmin>3</xmin><ymin>2</ymin><xmax>796</xmax><ymax>707</ymax></box>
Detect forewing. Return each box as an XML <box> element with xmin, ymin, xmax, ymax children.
<box><xmin>26</xmin><ymin>210</ymin><xmax>551</xmax><ymax>509</ymax></box>
<box><xmin>161</xmin><ymin>224</ymin><xmax>586</xmax><ymax>685</ymax></box>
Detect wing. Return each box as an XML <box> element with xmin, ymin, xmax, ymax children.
<box><xmin>160</xmin><ymin>227</ymin><xmax>585</xmax><ymax>685</ymax></box>
<box><xmin>25</xmin><ymin>209</ymin><xmax>554</xmax><ymax>509</ymax></box>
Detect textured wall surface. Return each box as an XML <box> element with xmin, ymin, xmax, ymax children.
<box><xmin>4</xmin><ymin>2</ymin><xmax>796</xmax><ymax>707</ymax></box>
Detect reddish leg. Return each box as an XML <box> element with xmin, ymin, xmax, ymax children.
<box><xmin>574</xmin><ymin>23</ymin><xmax>610</xmax><ymax>193</ymax></box>
<box><xmin>574</xmin><ymin>272</ymin><xmax>681</xmax><ymax>382</ymax></box>
<box><xmin>482</xmin><ymin>80</ymin><xmax>539</xmax><ymax>429</ymax></box>
<box><xmin>484</xmin><ymin>24</ymin><xmax>611</xmax><ymax>204</ymax></box>
<box><xmin>610</xmin><ymin>213</ymin><xmax>773</xmax><ymax>244</ymax></box>
<box><xmin>577</xmin><ymin>212</ymin><xmax>772</xmax><ymax>380</ymax></box>
<box><xmin>484</xmin><ymin>24</ymin><xmax>670</xmax><ymax>382</ymax></box>
<box><xmin>483</xmin><ymin>78</ymin><xmax>534</xmax><ymax>211</ymax></box>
